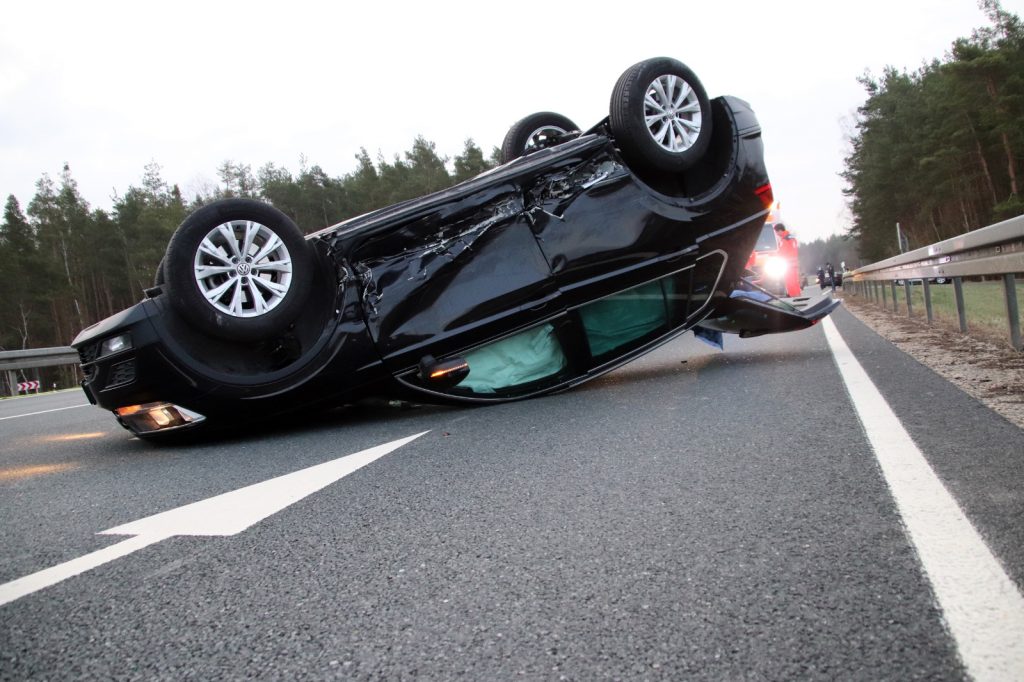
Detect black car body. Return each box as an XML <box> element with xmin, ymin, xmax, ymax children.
<box><xmin>72</xmin><ymin>59</ymin><xmax>840</xmax><ymax>439</ymax></box>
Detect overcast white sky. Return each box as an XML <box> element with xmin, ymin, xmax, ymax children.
<box><xmin>1</xmin><ymin>0</ymin><xmax>1019</xmax><ymax>243</ymax></box>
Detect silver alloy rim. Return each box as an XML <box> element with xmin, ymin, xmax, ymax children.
<box><xmin>643</xmin><ymin>74</ymin><xmax>702</xmax><ymax>153</ymax></box>
<box><xmin>524</xmin><ymin>125</ymin><xmax>568</xmax><ymax>151</ymax></box>
<box><xmin>193</xmin><ymin>220</ymin><xmax>293</xmax><ymax>318</ymax></box>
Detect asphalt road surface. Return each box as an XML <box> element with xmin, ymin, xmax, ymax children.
<box><xmin>2</xmin><ymin>305</ymin><xmax>1022</xmax><ymax>680</ymax></box>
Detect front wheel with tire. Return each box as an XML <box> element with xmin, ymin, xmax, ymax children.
<box><xmin>609</xmin><ymin>57</ymin><xmax>712</xmax><ymax>173</ymax></box>
<box><xmin>163</xmin><ymin>199</ymin><xmax>314</xmax><ymax>342</ymax></box>
<box><xmin>500</xmin><ymin>112</ymin><xmax>579</xmax><ymax>163</ymax></box>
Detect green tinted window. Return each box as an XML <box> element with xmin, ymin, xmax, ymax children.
<box><xmin>579</xmin><ymin>279</ymin><xmax>672</xmax><ymax>358</ymax></box>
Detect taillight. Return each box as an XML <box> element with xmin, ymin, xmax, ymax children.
<box><xmin>755</xmin><ymin>183</ymin><xmax>774</xmax><ymax>210</ymax></box>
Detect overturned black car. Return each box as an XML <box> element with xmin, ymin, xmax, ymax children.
<box><xmin>72</xmin><ymin>57</ymin><xmax>840</xmax><ymax>440</ymax></box>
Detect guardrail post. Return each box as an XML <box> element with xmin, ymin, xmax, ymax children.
<box><xmin>923</xmin><ymin>278</ymin><xmax>934</xmax><ymax>325</ymax></box>
<box><xmin>904</xmin><ymin>280</ymin><xmax>913</xmax><ymax>317</ymax></box>
<box><xmin>953</xmin><ymin>277</ymin><xmax>969</xmax><ymax>333</ymax></box>
<box><xmin>1003</xmin><ymin>273</ymin><xmax>1021</xmax><ymax>351</ymax></box>
<box><xmin>850</xmin><ymin>214</ymin><xmax>1022</xmax><ymax>342</ymax></box>
<box><xmin>4</xmin><ymin>370</ymin><xmax>16</xmax><ymax>397</ymax></box>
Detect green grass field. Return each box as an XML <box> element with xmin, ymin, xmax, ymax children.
<box><xmin>850</xmin><ymin>279</ymin><xmax>1022</xmax><ymax>345</ymax></box>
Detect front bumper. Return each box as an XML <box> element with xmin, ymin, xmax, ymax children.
<box><xmin>73</xmin><ymin>300</ymin><xmax>213</xmax><ymax>434</ymax></box>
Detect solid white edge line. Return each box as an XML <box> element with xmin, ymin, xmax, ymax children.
<box><xmin>822</xmin><ymin>316</ymin><xmax>1024</xmax><ymax>681</ymax></box>
<box><xmin>0</xmin><ymin>404</ymin><xmax>91</xmax><ymax>421</ymax></box>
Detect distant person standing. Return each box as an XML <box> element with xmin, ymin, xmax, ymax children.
<box><xmin>774</xmin><ymin>223</ymin><xmax>801</xmax><ymax>297</ymax></box>
<box><xmin>826</xmin><ymin>262</ymin><xmax>836</xmax><ymax>292</ymax></box>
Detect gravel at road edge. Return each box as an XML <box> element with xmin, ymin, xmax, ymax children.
<box><xmin>837</xmin><ymin>291</ymin><xmax>1024</xmax><ymax>430</ymax></box>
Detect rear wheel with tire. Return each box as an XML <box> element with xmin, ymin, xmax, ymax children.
<box><xmin>163</xmin><ymin>199</ymin><xmax>314</xmax><ymax>342</ymax></box>
<box><xmin>500</xmin><ymin>112</ymin><xmax>579</xmax><ymax>163</ymax></box>
<box><xmin>609</xmin><ymin>57</ymin><xmax>712</xmax><ymax>173</ymax></box>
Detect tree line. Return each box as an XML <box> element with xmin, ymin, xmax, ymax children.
<box><xmin>3</xmin><ymin>2</ymin><xmax>1020</xmax><ymax>386</ymax></box>
<box><xmin>0</xmin><ymin>138</ymin><xmax>498</xmax><ymax>370</ymax></box>
<box><xmin>842</xmin><ymin>0</ymin><xmax>1023</xmax><ymax>261</ymax></box>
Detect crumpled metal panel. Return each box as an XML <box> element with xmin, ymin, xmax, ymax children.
<box><xmin>526</xmin><ymin>158</ymin><xmax>626</xmax><ymax>216</ymax></box>
<box><xmin>343</xmin><ymin>187</ymin><xmax>558</xmax><ymax>370</ymax></box>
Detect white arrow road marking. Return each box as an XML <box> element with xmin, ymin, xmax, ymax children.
<box><xmin>101</xmin><ymin>431</ymin><xmax>427</xmax><ymax>537</ymax></box>
<box><xmin>0</xmin><ymin>431</ymin><xmax>428</xmax><ymax>607</ymax></box>
<box><xmin>0</xmin><ymin>535</ymin><xmax>171</xmax><ymax>608</ymax></box>
<box><xmin>823</xmin><ymin>317</ymin><xmax>1024</xmax><ymax>681</ymax></box>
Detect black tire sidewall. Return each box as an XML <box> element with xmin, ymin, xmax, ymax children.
<box><xmin>609</xmin><ymin>57</ymin><xmax>712</xmax><ymax>173</ymax></box>
<box><xmin>154</xmin><ymin>257</ymin><xmax>165</xmax><ymax>287</ymax></box>
<box><xmin>163</xmin><ymin>199</ymin><xmax>313</xmax><ymax>342</ymax></box>
<box><xmin>500</xmin><ymin>112</ymin><xmax>579</xmax><ymax>163</ymax></box>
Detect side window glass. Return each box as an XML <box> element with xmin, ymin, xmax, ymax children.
<box><xmin>577</xmin><ymin>251</ymin><xmax>725</xmax><ymax>363</ymax></box>
<box><xmin>579</xmin><ymin>280</ymin><xmax>672</xmax><ymax>360</ymax></box>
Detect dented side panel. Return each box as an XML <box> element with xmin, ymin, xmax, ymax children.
<box><xmin>529</xmin><ymin>157</ymin><xmax>705</xmax><ymax>307</ymax></box>
<box><xmin>344</xmin><ymin>193</ymin><xmax>559</xmax><ymax>374</ymax></box>
<box><xmin>530</xmin><ymin>98</ymin><xmax>768</xmax><ymax>310</ymax></box>
<box><xmin>325</xmin><ymin>98</ymin><xmax>770</xmax><ymax>384</ymax></box>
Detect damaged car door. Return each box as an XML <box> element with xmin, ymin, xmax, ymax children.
<box><xmin>344</xmin><ymin>178</ymin><xmax>565</xmax><ymax>392</ymax></box>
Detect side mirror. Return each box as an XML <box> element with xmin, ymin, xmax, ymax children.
<box><xmin>418</xmin><ymin>355</ymin><xmax>470</xmax><ymax>389</ymax></box>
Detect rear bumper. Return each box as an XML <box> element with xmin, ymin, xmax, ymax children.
<box><xmin>697</xmin><ymin>288</ymin><xmax>841</xmax><ymax>338</ymax></box>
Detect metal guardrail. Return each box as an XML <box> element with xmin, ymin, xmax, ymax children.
<box><xmin>847</xmin><ymin>214</ymin><xmax>1023</xmax><ymax>351</ymax></box>
<box><xmin>0</xmin><ymin>346</ymin><xmax>79</xmax><ymax>397</ymax></box>
<box><xmin>0</xmin><ymin>346</ymin><xmax>79</xmax><ymax>370</ymax></box>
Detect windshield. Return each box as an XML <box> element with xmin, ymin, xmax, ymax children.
<box><xmin>753</xmin><ymin>222</ymin><xmax>778</xmax><ymax>252</ymax></box>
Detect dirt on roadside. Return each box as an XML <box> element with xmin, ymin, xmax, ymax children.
<box><xmin>837</xmin><ymin>290</ymin><xmax>1024</xmax><ymax>430</ymax></box>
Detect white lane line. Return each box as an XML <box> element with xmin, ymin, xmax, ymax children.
<box><xmin>822</xmin><ymin>316</ymin><xmax>1024</xmax><ymax>681</ymax></box>
<box><xmin>0</xmin><ymin>404</ymin><xmax>91</xmax><ymax>421</ymax></box>
<box><xmin>0</xmin><ymin>431</ymin><xmax>428</xmax><ymax>607</ymax></box>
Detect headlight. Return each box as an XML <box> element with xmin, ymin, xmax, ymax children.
<box><xmin>100</xmin><ymin>333</ymin><xmax>132</xmax><ymax>357</ymax></box>
<box><xmin>115</xmin><ymin>402</ymin><xmax>205</xmax><ymax>433</ymax></box>
<box><xmin>763</xmin><ymin>256</ymin><xmax>788</xmax><ymax>280</ymax></box>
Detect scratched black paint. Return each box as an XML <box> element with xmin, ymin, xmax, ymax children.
<box><xmin>72</xmin><ymin>96</ymin><xmax>836</xmax><ymax>438</ymax></box>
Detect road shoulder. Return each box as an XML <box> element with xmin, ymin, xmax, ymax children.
<box><xmin>838</xmin><ymin>290</ymin><xmax>1024</xmax><ymax>429</ymax></box>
